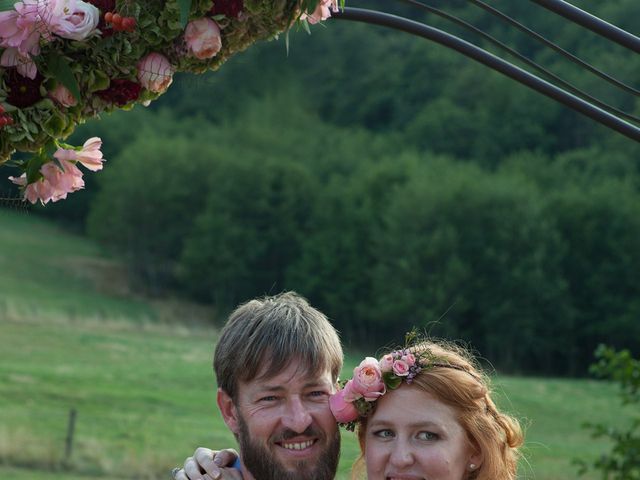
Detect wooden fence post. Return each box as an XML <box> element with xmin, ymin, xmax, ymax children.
<box><xmin>65</xmin><ymin>408</ymin><xmax>77</xmax><ymax>463</ymax></box>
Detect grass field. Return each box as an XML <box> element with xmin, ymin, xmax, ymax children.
<box><xmin>0</xmin><ymin>210</ymin><xmax>634</xmax><ymax>479</ymax></box>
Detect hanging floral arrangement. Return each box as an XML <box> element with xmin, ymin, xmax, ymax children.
<box><xmin>0</xmin><ymin>0</ymin><xmax>339</xmax><ymax>204</ymax></box>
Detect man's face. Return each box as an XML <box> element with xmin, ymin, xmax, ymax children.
<box><xmin>220</xmin><ymin>360</ymin><xmax>340</xmax><ymax>480</ymax></box>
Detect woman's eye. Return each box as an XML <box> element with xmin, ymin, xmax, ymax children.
<box><xmin>373</xmin><ymin>429</ymin><xmax>395</xmax><ymax>439</ymax></box>
<box><xmin>417</xmin><ymin>431</ymin><xmax>439</xmax><ymax>441</ymax></box>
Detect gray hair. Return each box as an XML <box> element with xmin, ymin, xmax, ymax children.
<box><xmin>214</xmin><ymin>292</ymin><xmax>343</xmax><ymax>400</ymax></box>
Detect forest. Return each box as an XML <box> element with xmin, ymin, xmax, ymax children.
<box><xmin>8</xmin><ymin>0</ymin><xmax>639</xmax><ymax>376</ymax></box>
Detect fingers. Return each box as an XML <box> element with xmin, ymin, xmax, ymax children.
<box><xmin>184</xmin><ymin>454</ymin><xmax>214</xmax><ymax>480</ymax></box>
<box><xmin>193</xmin><ymin>447</ymin><xmax>221</xmax><ymax>476</ymax></box>
<box><xmin>175</xmin><ymin>447</ymin><xmax>240</xmax><ymax>480</ymax></box>
<box><xmin>219</xmin><ymin>467</ymin><xmax>244</xmax><ymax>480</ymax></box>
<box><xmin>212</xmin><ymin>448</ymin><xmax>239</xmax><ymax>468</ymax></box>
<box><xmin>175</xmin><ymin>463</ymin><xmax>219</xmax><ymax>480</ymax></box>
<box><xmin>172</xmin><ymin>467</ymin><xmax>190</xmax><ymax>480</ymax></box>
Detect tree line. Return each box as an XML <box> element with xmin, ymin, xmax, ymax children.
<box><xmin>24</xmin><ymin>0</ymin><xmax>640</xmax><ymax>375</ymax></box>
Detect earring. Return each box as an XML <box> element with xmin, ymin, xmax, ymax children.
<box><xmin>469</xmin><ymin>463</ymin><xmax>477</xmax><ymax>471</ymax></box>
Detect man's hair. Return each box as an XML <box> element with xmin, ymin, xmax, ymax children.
<box><xmin>214</xmin><ymin>291</ymin><xmax>343</xmax><ymax>400</ymax></box>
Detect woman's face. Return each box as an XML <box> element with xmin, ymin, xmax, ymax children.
<box><xmin>365</xmin><ymin>385</ymin><xmax>479</xmax><ymax>480</ymax></box>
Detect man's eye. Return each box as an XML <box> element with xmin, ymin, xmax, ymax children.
<box><xmin>373</xmin><ymin>429</ymin><xmax>394</xmax><ymax>439</ymax></box>
<box><xmin>417</xmin><ymin>431</ymin><xmax>439</xmax><ymax>441</ymax></box>
<box><xmin>309</xmin><ymin>391</ymin><xmax>328</xmax><ymax>397</ymax></box>
<box><xmin>259</xmin><ymin>396</ymin><xmax>278</xmax><ymax>402</ymax></box>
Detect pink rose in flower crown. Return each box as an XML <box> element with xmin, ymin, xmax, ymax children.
<box><xmin>392</xmin><ymin>359</ymin><xmax>410</xmax><ymax>377</ymax></box>
<box><xmin>329</xmin><ymin>381</ymin><xmax>359</xmax><ymax>423</ymax></box>
<box><xmin>351</xmin><ymin>357</ymin><xmax>386</xmax><ymax>401</ymax></box>
<box><xmin>402</xmin><ymin>353</ymin><xmax>416</xmax><ymax>367</ymax></box>
<box><xmin>137</xmin><ymin>53</ymin><xmax>174</xmax><ymax>93</ymax></box>
<box><xmin>379</xmin><ymin>354</ymin><xmax>394</xmax><ymax>373</ymax></box>
<box><xmin>49</xmin><ymin>83</ymin><xmax>77</xmax><ymax>107</ymax></box>
<box><xmin>50</xmin><ymin>0</ymin><xmax>100</xmax><ymax>41</ymax></box>
<box><xmin>184</xmin><ymin>18</ymin><xmax>222</xmax><ymax>60</ymax></box>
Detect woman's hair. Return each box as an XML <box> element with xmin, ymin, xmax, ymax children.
<box><xmin>353</xmin><ymin>339</ymin><xmax>523</xmax><ymax>480</ymax></box>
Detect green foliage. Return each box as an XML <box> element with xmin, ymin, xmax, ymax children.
<box><xmin>368</xmin><ymin>157</ymin><xmax>570</xmax><ymax>372</ymax></box>
<box><xmin>29</xmin><ymin>0</ymin><xmax>640</xmax><ymax>375</ymax></box>
<box><xmin>179</xmin><ymin>156</ymin><xmax>317</xmax><ymax>306</ymax></box>
<box><xmin>576</xmin><ymin>346</ymin><xmax>640</xmax><ymax>479</ymax></box>
<box><xmin>87</xmin><ymin>113</ymin><xmax>216</xmax><ymax>292</ymax></box>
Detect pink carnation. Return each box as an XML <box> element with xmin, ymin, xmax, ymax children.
<box><xmin>351</xmin><ymin>357</ymin><xmax>386</xmax><ymax>401</ymax></box>
<box><xmin>184</xmin><ymin>18</ymin><xmax>222</xmax><ymax>60</ymax></box>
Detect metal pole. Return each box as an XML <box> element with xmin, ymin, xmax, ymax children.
<box><xmin>331</xmin><ymin>8</ymin><xmax>640</xmax><ymax>142</ymax></box>
<box><xmin>530</xmin><ymin>0</ymin><xmax>640</xmax><ymax>53</ymax></box>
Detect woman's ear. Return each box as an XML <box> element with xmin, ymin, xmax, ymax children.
<box><xmin>217</xmin><ymin>388</ymin><xmax>240</xmax><ymax>435</ymax></box>
<box><xmin>467</xmin><ymin>440</ymin><xmax>483</xmax><ymax>474</ymax></box>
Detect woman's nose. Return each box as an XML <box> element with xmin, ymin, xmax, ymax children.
<box><xmin>389</xmin><ymin>439</ymin><xmax>415</xmax><ymax>468</ymax></box>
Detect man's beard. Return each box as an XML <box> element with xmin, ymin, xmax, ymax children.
<box><xmin>237</xmin><ymin>413</ymin><xmax>341</xmax><ymax>480</ymax></box>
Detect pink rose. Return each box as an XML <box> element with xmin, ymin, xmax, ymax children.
<box><xmin>54</xmin><ymin>137</ymin><xmax>105</xmax><ymax>172</ymax></box>
<box><xmin>351</xmin><ymin>357</ymin><xmax>386</xmax><ymax>401</ymax></box>
<box><xmin>301</xmin><ymin>0</ymin><xmax>338</xmax><ymax>25</ymax></box>
<box><xmin>184</xmin><ymin>18</ymin><xmax>222</xmax><ymax>60</ymax></box>
<box><xmin>402</xmin><ymin>353</ymin><xmax>416</xmax><ymax>367</ymax></box>
<box><xmin>392</xmin><ymin>359</ymin><xmax>410</xmax><ymax>377</ymax></box>
<box><xmin>329</xmin><ymin>386</ymin><xmax>359</xmax><ymax>423</ymax></box>
<box><xmin>49</xmin><ymin>83</ymin><xmax>77</xmax><ymax>107</ymax></box>
<box><xmin>379</xmin><ymin>354</ymin><xmax>394</xmax><ymax>373</ymax></box>
<box><xmin>137</xmin><ymin>53</ymin><xmax>174</xmax><ymax>93</ymax></box>
<box><xmin>50</xmin><ymin>0</ymin><xmax>100</xmax><ymax>41</ymax></box>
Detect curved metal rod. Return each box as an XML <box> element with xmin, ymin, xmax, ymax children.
<box><xmin>401</xmin><ymin>0</ymin><xmax>640</xmax><ymax>123</ymax></box>
<box><xmin>467</xmin><ymin>0</ymin><xmax>640</xmax><ymax>96</ymax></box>
<box><xmin>530</xmin><ymin>0</ymin><xmax>640</xmax><ymax>54</ymax></box>
<box><xmin>331</xmin><ymin>8</ymin><xmax>640</xmax><ymax>142</ymax></box>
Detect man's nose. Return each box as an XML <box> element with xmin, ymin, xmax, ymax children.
<box><xmin>282</xmin><ymin>396</ymin><xmax>313</xmax><ymax>433</ymax></box>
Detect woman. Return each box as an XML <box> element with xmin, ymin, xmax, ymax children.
<box><xmin>330</xmin><ymin>339</ymin><xmax>523</xmax><ymax>480</ymax></box>
<box><xmin>174</xmin><ymin>338</ymin><xmax>523</xmax><ymax>480</ymax></box>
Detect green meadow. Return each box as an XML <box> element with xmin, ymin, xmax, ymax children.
<box><xmin>0</xmin><ymin>210</ymin><xmax>633</xmax><ymax>479</ymax></box>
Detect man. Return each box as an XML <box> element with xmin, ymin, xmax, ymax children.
<box><xmin>174</xmin><ymin>292</ymin><xmax>343</xmax><ymax>480</ymax></box>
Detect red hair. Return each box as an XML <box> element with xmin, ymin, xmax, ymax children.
<box><xmin>353</xmin><ymin>340</ymin><xmax>523</xmax><ymax>480</ymax></box>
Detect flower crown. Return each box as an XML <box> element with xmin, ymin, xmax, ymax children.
<box><xmin>0</xmin><ymin>0</ymin><xmax>340</xmax><ymax>204</ymax></box>
<box><xmin>329</xmin><ymin>342</ymin><xmax>474</xmax><ymax>431</ymax></box>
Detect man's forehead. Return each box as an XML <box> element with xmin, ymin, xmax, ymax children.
<box><xmin>241</xmin><ymin>360</ymin><xmax>333</xmax><ymax>391</ymax></box>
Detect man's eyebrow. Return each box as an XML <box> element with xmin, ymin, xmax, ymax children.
<box><xmin>257</xmin><ymin>380</ymin><xmax>330</xmax><ymax>392</ymax></box>
<box><xmin>257</xmin><ymin>385</ymin><xmax>286</xmax><ymax>393</ymax></box>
